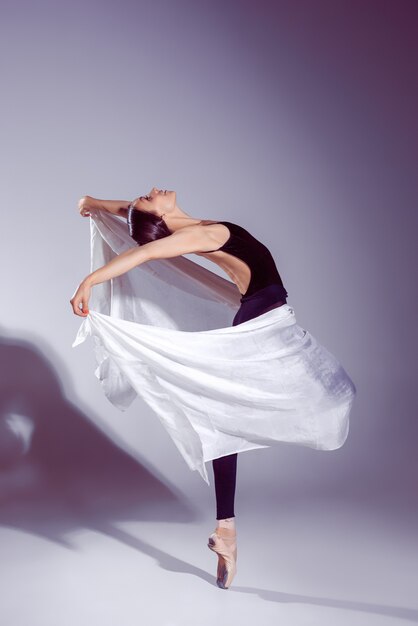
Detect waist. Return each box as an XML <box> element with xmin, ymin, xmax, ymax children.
<box><xmin>233</xmin><ymin>282</ymin><xmax>288</xmax><ymax>326</ymax></box>
<box><xmin>240</xmin><ymin>282</ymin><xmax>288</xmax><ymax>304</ymax></box>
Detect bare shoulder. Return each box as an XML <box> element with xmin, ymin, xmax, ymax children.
<box><xmin>184</xmin><ymin>221</ymin><xmax>229</xmax><ymax>245</ymax></box>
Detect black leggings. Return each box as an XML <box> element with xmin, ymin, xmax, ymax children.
<box><xmin>211</xmin><ymin>283</ymin><xmax>288</xmax><ymax>519</ymax></box>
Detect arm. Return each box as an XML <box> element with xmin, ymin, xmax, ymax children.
<box><xmin>70</xmin><ymin>225</ymin><xmax>218</xmax><ymax>316</ymax></box>
<box><xmin>79</xmin><ymin>195</ymin><xmax>132</xmax><ymax>219</ymax></box>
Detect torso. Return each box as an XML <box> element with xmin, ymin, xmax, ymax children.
<box><xmin>192</xmin><ymin>219</ymin><xmax>288</xmax><ymax>301</ymax></box>
<box><xmin>194</xmin><ymin>220</ymin><xmax>251</xmax><ymax>295</ymax></box>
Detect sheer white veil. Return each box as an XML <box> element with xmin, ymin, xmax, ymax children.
<box><xmin>72</xmin><ymin>210</ymin><xmax>356</xmax><ymax>485</ymax></box>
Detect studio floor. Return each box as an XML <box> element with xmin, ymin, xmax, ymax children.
<box><xmin>0</xmin><ymin>468</ymin><xmax>416</xmax><ymax>626</ymax></box>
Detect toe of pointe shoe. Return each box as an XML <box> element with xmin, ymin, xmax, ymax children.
<box><xmin>217</xmin><ymin>562</ymin><xmax>236</xmax><ymax>589</ymax></box>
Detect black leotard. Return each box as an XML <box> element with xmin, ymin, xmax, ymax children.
<box><xmin>204</xmin><ymin>220</ymin><xmax>288</xmax><ymax>299</ymax></box>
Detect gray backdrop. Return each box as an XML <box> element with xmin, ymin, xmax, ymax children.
<box><xmin>1</xmin><ymin>0</ymin><xmax>417</xmax><ymax>519</ymax></box>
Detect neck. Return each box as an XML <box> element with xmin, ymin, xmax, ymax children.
<box><xmin>164</xmin><ymin>203</ymin><xmax>201</xmax><ymax>232</ymax></box>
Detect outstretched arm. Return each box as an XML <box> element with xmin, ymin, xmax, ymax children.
<box><xmin>70</xmin><ymin>225</ymin><xmax>219</xmax><ymax>316</ymax></box>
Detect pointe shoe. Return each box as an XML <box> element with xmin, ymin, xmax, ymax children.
<box><xmin>207</xmin><ymin>526</ymin><xmax>237</xmax><ymax>589</ymax></box>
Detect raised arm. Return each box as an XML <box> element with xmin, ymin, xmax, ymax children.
<box><xmin>70</xmin><ymin>225</ymin><xmax>219</xmax><ymax>316</ymax></box>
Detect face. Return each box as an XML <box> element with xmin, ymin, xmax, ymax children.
<box><xmin>132</xmin><ymin>187</ymin><xmax>176</xmax><ymax>215</ymax></box>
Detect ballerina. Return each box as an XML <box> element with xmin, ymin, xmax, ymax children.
<box><xmin>70</xmin><ymin>187</ymin><xmax>356</xmax><ymax>589</ymax></box>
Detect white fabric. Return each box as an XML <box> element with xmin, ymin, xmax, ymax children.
<box><xmin>72</xmin><ymin>211</ymin><xmax>356</xmax><ymax>485</ymax></box>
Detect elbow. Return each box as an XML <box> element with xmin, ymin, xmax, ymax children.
<box><xmin>134</xmin><ymin>243</ymin><xmax>155</xmax><ymax>264</ymax></box>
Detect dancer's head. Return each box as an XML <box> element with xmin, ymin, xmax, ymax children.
<box><xmin>128</xmin><ymin>187</ymin><xmax>176</xmax><ymax>245</ymax></box>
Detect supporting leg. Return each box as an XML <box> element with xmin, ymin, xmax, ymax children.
<box><xmin>209</xmin><ymin>452</ymin><xmax>238</xmax><ymax>588</ymax></box>
<box><xmin>212</xmin><ymin>452</ymin><xmax>238</xmax><ymax>520</ymax></box>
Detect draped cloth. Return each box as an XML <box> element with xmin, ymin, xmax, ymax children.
<box><xmin>72</xmin><ymin>211</ymin><xmax>356</xmax><ymax>485</ymax></box>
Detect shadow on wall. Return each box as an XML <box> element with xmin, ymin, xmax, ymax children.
<box><xmin>0</xmin><ymin>331</ymin><xmax>199</xmax><ymax>550</ymax></box>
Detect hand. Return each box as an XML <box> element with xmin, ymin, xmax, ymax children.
<box><xmin>78</xmin><ymin>196</ymin><xmax>95</xmax><ymax>218</ymax></box>
<box><xmin>70</xmin><ymin>281</ymin><xmax>91</xmax><ymax>317</ymax></box>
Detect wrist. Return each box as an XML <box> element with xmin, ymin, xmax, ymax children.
<box><xmin>83</xmin><ymin>274</ymin><xmax>97</xmax><ymax>288</ymax></box>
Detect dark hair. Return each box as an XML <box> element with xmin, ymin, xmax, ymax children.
<box><xmin>127</xmin><ymin>207</ymin><xmax>172</xmax><ymax>245</ymax></box>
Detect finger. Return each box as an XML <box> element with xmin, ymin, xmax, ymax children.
<box><xmin>80</xmin><ymin>296</ymin><xmax>89</xmax><ymax>315</ymax></box>
<box><xmin>71</xmin><ymin>297</ymin><xmax>89</xmax><ymax>317</ymax></box>
<box><xmin>73</xmin><ymin>302</ymin><xmax>86</xmax><ymax>317</ymax></box>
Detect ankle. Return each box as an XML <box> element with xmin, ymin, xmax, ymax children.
<box><xmin>217</xmin><ymin>516</ymin><xmax>236</xmax><ymax>531</ymax></box>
